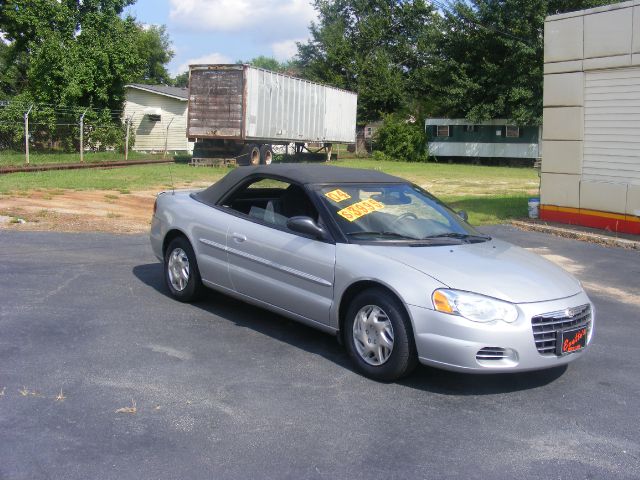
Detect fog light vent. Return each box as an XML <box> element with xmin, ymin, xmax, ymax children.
<box><xmin>476</xmin><ymin>347</ymin><xmax>507</xmax><ymax>360</ymax></box>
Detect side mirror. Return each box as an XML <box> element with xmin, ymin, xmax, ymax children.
<box><xmin>457</xmin><ymin>210</ymin><xmax>469</xmax><ymax>222</ymax></box>
<box><xmin>286</xmin><ymin>216</ymin><xmax>327</xmax><ymax>239</ymax></box>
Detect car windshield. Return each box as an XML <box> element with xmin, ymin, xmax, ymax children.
<box><xmin>315</xmin><ymin>183</ymin><xmax>489</xmax><ymax>244</ymax></box>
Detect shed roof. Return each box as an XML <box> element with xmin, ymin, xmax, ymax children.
<box><xmin>125</xmin><ymin>84</ymin><xmax>189</xmax><ymax>101</ymax></box>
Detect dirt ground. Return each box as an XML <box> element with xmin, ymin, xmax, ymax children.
<box><xmin>0</xmin><ymin>189</ymin><xmax>165</xmax><ymax>234</ymax></box>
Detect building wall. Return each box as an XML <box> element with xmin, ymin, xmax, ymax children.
<box><xmin>542</xmin><ymin>1</ymin><xmax>640</xmax><ymax>234</ymax></box>
<box><xmin>425</xmin><ymin>122</ymin><xmax>539</xmax><ymax>159</ymax></box>
<box><xmin>123</xmin><ymin>88</ymin><xmax>193</xmax><ymax>153</ymax></box>
<box><xmin>426</xmin><ymin>124</ymin><xmax>539</xmax><ymax>144</ymax></box>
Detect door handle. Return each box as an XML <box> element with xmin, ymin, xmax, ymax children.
<box><xmin>231</xmin><ymin>232</ymin><xmax>247</xmax><ymax>243</ymax></box>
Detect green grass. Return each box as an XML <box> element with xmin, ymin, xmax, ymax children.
<box><xmin>0</xmin><ymin>150</ymin><xmax>166</xmax><ymax>167</ymax></box>
<box><xmin>336</xmin><ymin>158</ymin><xmax>538</xmax><ymax>192</ymax></box>
<box><xmin>445</xmin><ymin>194</ymin><xmax>533</xmax><ymax>225</ymax></box>
<box><xmin>0</xmin><ymin>158</ymin><xmax>539</xmax><ymax>225</ymax></box>
<box><xmin>331</xmin><ymin>159</ymin><xmax>540</xmax><ymax>224</ymax></box>
<box><xmin>0</xmin><ymin>163</ymin><xmax>229</xmax><ymax>192</ymax></box>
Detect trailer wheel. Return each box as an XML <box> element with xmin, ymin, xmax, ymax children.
<box><xmin>259</xmin><ymin>145</ymin><xmax>273</xmax><ymax>165</ymax></box>
<box><xmin>238</xmin><ymin>144</ymin><xmax>260</xmax><ymax>166</ymax></box>
<box><xmin>249</xmin><ymin>144</ymin><xmax>260</xmax><ymax>165</ymax></box>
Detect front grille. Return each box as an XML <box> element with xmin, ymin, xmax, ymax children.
<box><xmin>476</xmin><ymin>347</ymin><xmax>507</xmax><ymax>360</ymax></box>
<box><xmin>531</xmin><ymin>304</ymin><xmax>591</xmax><ymax>355</ymax></box>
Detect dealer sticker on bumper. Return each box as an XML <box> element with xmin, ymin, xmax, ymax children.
<box><xmin>558</xmin><ymin>326</ymin><xmax>587</xmax><ymax>355</ymax></box>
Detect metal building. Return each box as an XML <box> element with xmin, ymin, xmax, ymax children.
<box><xmin>542</xmin><ymin>1</ymin><xmax>640</xmax><ymax>234</ymax></box>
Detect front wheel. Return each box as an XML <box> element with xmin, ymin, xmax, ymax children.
<box><xmin>344</xmin><ymin>289</ymin><xmax>418</xmax><ymax>381</ymax></box>
<box><xmin>164</xmin><ymin>236</ymin><xmax>204</xmax><ymax>302</ymax></box>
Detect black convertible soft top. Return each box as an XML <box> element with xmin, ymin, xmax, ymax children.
<box><xmin>193</xmin><ymin>164</ymin><xmax>406</xmax><ymax>205</ymax></box>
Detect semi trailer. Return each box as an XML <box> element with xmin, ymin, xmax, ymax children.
<box><xmin>187</xmin><ymin>64</ymin><xmax>358</xmax><ymax>165</ymax></box>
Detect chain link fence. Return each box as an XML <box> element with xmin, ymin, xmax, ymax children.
<box><xmin>0</xmin><ymin>101</ymin><xmax>136</xmax><ymax>167</ymax></box>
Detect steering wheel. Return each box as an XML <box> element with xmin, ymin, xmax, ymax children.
<box><xmin>390</xmin><ymin>212</ymin><xmax>418</xmax><ymax>227</ymax></box>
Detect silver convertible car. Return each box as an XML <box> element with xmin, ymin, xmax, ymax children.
<box><xmin>150</xmin><ymin>165</ymin><xmax>594</xmax><ymax>381</ymax></box>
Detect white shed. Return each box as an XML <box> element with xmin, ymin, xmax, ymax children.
<box><xmin>542</xmin><ymin>1</ymin><xmax>640</xmax><ymax>234</ymax></box>
<box><xmin>123</xmin><ymin>84</ymin><xmax>193</xmax><ymax>153</ymax></box>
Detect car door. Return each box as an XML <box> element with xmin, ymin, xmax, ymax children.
<box><xmin>226</xmin><ymin>215</ymin><xmax>335</xmax><ymax>325</ymax></box>
<box><xmin>190</xmin><ymin>204</ymin><xmax>234</xmax><ymax>290</ymax></box>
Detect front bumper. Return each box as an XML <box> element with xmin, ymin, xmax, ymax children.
<box><xmin>408</xmin><ymin>291</ymin><xmax>594</xmax><ymax>373</ymax></box>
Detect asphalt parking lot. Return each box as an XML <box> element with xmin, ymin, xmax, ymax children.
<box><xmin>1</xmin><ymin>226</ymin><xmax>639</xmax><ymax>479</ymax></box>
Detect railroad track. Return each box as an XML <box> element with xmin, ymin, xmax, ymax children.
<box><xmin>0</xmin><ymin>158</ymin><xmax>175</xmax><ymax>175</ymax></box>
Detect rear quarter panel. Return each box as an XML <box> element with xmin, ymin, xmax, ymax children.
<box><xmin>151</xmin><ymin>191</ymin><xmax>233</xmax><ymax>289</ymax></box>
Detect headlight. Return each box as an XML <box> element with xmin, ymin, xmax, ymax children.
<box><xmin>432</xmin><ymin>289</ymin><xmax>518</xmax><ymax>323</ymax></box>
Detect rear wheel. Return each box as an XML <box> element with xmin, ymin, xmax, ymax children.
<box><xmin>344</xmin><ymin>289</ymin><xmax>417</xmax><ymax>381</ymax></box>
<box><xmin>238</xmin><ymin>144</ymin><xmax>260</xmax><ymax>166</ymax></box>
<box><xmin>248</xmin><ymin>144</ymin><xmax>260</xmax><ymax>165</ymax></box>
<box><xmin>259</xmin><ymin>144</ymin><xmax>273</xmax><ymax>165</ymax></box>
<box><xmin>164</xmin><ymin>236</ymin><xmax>204</xmax><ymax>302</ymax></box>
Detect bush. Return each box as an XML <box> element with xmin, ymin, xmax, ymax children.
<box><xmin>371</xmin><ymin>150</ymin><xmax>389</xmax><ymax>161</ymax></box>
<box><xmin>373</xmin><ymin>113</ymin><xmax>427</xmax><ymax>162</ymax></box>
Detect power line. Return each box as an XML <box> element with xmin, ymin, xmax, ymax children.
<box><xmin>3</xmin><ymin>100</ymin><xmax>125</xmax><ymax>113</ymax></box>
<box><xmin>0</xmin><ymin>100</ymin><xmax>125</xmax><ymax>114</ymax></box>
<box><xmin>0</xmin><ymin>120</ymin><xmax>126</xmax><ymax>127</ymax></box>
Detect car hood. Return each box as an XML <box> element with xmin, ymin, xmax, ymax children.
<box><xmin>362</xmin><ymin>238</ymin><xmax>582</xmax><ymax>304</ymax></box>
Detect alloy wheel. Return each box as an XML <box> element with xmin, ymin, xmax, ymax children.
<box><xmin>352</xmin><ymin>305</ymin><xmax>394</xmax><ymax>366</ymax></box>
<box><xmin>167</xmin><ymin>247</ymin><xmax>190</xmax><ymax>291</ymax></box>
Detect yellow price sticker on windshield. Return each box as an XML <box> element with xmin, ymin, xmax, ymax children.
<box><xmin>325</xmin><ymin>189</ymin><xmax>351</xmax><ymax>202</ymax></box>
<box><xmin>337</xmin><ymin>199</ymin><xmax>385</xmax><ymax>222</ymax></box>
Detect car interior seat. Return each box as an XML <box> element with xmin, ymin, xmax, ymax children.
<box><xmin>276</xmin><ymin>185</ymin><xmax>318</xmax><ymax>220</ymax></box>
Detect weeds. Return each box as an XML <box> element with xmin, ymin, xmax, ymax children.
<box><xmin>18</xmin><ymin>386</ymin><xmax>42</xmax><ymax>397</ymax></box>
<box><xmin>115</xmin><ymin>399</ymin><xmax>137</xmax><ymax>414</ymax></box>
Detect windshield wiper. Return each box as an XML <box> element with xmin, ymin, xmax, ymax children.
<box><xmin>346</xmin><ymin>231</ymin><xmax>420</xmax><ymax>240</ymax></box>
<box><xmin>422</xmin><ymin>232</ymin><xmax>491</xmax><ymax>242</ymax></box>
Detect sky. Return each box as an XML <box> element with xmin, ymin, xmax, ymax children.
<box><xmin>124</xmin><ymin>0</ymin><xmax>318</xmax><ymax>76</ymax></box>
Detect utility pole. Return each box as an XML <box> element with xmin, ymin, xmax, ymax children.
<box><xmin>124</xmin><ymin>116</ymin><xmax>132</xmax><ymax>162</ymax></box>
<box><xmin>24</xmin><ymin>105</ymin><xmax>33</xmax><ymax>165</ymax></box>
<box><xmin>79</xmin><ymin>109</ymin><xmax>88</xmax><ymax>163</ymax></box>
<box><xmin>163</xmin><ymin>117</ymin><xmax>174</xmax><ymax>159</ymax></box>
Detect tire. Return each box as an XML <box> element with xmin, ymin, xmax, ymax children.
<box><xmin>238</xmin><ymin>144</ymin><xmax>260</xmax><ymax>166</ymax></box>
<box><xmin>344</xmin><ymin>289</ymin><xmax>418</xmax><ymax>381</ymax></box>
<box><xmin>164</xmin><ymin>236</ymin><xmax>204</xmax><ymax>302</ymax></box>
<box><xmin>259</xmin><ymin>144</ymin><xmax>273</xmax><ymax>165</ymax></box>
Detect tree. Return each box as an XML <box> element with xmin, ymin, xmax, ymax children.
<box><xmin>173</xmin><ymin>71</ymin><xmax>189</xmax><ymax>88</ymax></box>
<box><xmin>135</xmin><ymin>24</ymin><xmax>174</xmax><ymax>85</ymax></box>
<box><xmin>0</xmin><ymin>0</ymin><xmax>145</xmax><ymax>110</ymax></box>
<box><xmin>238</xmin><ymin>56</ymin><xmax>300</xmax><ymax>76</ymax></box>
<box><xmin>0</xmin><ymin>0</ymin><xmax>174</xmax><ymax>150</ymax></box>
<box><xmin>296</xmin><ymin>0</ymin><xmax>441</xmax><ymax>122</ymax></box>
<box><xmin>172</xmin><ymin>57</ymin><xmax>298</xmax><ymax>89</ymax></box>
<box><xmin>374</xmin><ymin>113</ymin><xmax>427</xmax><ymax>162</ymax></box>
<box><xmin>0</xmin><ymin>41</ymin><xmax>23</xmax><ymax>100</ymax></box>
<box><xmin>428</xmin><ymin>0</ymin><xmax>624</xmax><ymax>125</ymax></box>
<box><xmin>0</xmin><ymin>0</ymin><xmax>175</xmax><ymax>107</ymax></box>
